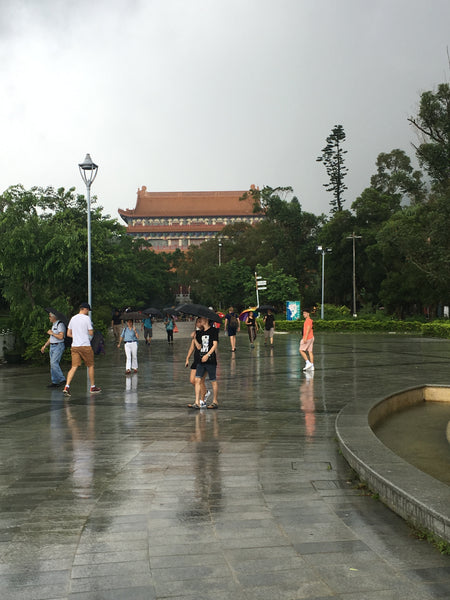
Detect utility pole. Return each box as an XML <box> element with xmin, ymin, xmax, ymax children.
<box><xmin>346</xmin><ymin>232</ymin><xmax>362</xmax><ymax>317</ymax></box>
<box><xmin>317</xmin><ymin>246</ymin><xmax>332</xmax><ymax>319</ymax></box>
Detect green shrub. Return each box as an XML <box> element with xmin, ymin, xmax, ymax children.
<box><xmin>421</xmin><ymin>322</ymin><xmax>450</xmax><ymax>338</ymax></box>
<box><xmin>274</xmin><ymin>318</ymin><xmax>428</xmax><ymax>334</ymax></box>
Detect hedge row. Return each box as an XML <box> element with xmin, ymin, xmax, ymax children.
<box><xmin>268</xmin><ymin>319</ymin><xmax>450</xmax><ymax>338</ymax></box>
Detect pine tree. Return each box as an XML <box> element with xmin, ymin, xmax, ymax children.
<box><xmin>317</xmin><ymin>124</ymin><xmax>348</xmax><ymax>213</ymax></box>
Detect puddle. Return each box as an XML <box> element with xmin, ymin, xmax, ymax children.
<box><xmin>373</xmin><ymin>402</ymin><xmax>450</xmax><ymax>485</ymax></box>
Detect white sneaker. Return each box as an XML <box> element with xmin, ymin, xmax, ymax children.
<box><xmin>303</xmin><ymin>361</ymin><xmax>311</xmax><ymax>371</ymax></box>
<box><xmin>199</xmin><ymin>400</ymin><xmax>207</xmax><ymax>408</ymax></box>
<box><xmin>204</xmin><ymin>390</ymin><xmax>211</xmax><ymax>401</ymax></box>
<box><xmin>309</xmin><ymin>364</ymin><xmax>314</xmax><ymax>371</ymax></box>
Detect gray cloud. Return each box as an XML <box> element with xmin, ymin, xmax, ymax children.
<box><xmin>0</xmin><ymin>0</ymin><xmax>449</xmax><ymax>220</ymax></box>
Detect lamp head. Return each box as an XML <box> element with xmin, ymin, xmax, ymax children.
<box><xmin>78</xmin><ymin>153</ymin><xmax>98</xmax><ymax>186</ymax></box>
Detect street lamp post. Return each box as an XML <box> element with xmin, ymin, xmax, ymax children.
<box><xmin>78</xmin><ymin>154</ymin><xmax>98</xmax><ymax>312</ymax></box>
<box><xmin>218</xmin><ymin>239</ymin><xmax>222</xmax><ymax>266</ymax></box>
<box><xmin>317</xmin><ymin>245</ymin><xmax>332</xmax><ymax>319</ymax></box>
<box><xmin>346</xmin><ymin>232</ymin><xmax>362</xmax><ymax>317</ymax></box>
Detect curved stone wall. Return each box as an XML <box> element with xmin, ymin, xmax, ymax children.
<box><xmin>336</xmin><ymin>385</ymin><xmax>450</xmax><ymax>544</ymax></box>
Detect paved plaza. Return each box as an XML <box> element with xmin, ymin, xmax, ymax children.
<box><xmin>0</xmin><ymin>328</ymin><xmax>450</xmax><ymax>599</ymax></box>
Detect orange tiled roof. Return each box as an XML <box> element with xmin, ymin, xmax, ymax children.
<box><xmin>118</xmin><ymin>186</ymin><xmax>258</xmax><ymax>219</ymax></box>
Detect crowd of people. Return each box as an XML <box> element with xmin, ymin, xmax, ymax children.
<box><xmin>41</xmin><ymin>304</ymin><xmax>315</xmax><ymax>405</ymax></box>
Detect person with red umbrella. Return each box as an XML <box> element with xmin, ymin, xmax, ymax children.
<box><xmin>246</xmin><ymin>310</ymin><xmax>259</xmax><ymax>347</ymax></box>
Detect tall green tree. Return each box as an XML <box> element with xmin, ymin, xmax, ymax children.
<box><xmin>316</xmin><ymin>124</ymin><xmax>349</xmax><ymax>213</ymax></box>
<box><xmin>241</xmin><ymin>186</ymin><xmax>323</xmax><ymax>300</ymax></box>
<box><xmin>370</xmin><ymin>149</ymin><xmax>425</xmax><ymax>204</ymax></box>
<box><xmin>377</xmin><ymin>195</ymin><xmax>450</xmax><ymax>312</ymax></box>
<box><xmin>408</xmin><ymin>83</ymin><xmax>450</xmax><ymax>192</ymax></box>
<box><xmin>0</xmin><ymin>185</ymin><xmax>172</xmax><ymax>353</ymax></box>
<box><xmin>243</xmin><ymin>262</ymin><xmax>300</xmax><ymax>309</ymax></box>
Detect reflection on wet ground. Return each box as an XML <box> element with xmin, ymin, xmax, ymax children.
<box><xmin>0</xmin><ymin>332</ymin><xmax>449</xmax><ymax>599</ymax></box>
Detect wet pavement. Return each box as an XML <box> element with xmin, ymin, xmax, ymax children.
<box><xmin>0</xmin><ymin>329</ymin><xmax>450</xmax><ymax>599</ymax></box>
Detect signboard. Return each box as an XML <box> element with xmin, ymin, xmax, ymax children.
<box><xmin>286</xmin><ymin>301</ymin><xmax>301</xmax><ymax>321</ymax></box>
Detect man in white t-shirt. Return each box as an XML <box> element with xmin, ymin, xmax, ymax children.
<box><xmin>63</xmin><ymin>303</ymin><xmax>101</xmax><ymax>396</ymax></box>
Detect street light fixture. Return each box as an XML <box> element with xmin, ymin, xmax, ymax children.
<box><xmin>346</xmin><ymin>232</ymin><xmax>362</xmax><ymax>317</ymax></box>
<box><xmin>218</xmin><ymin>238</ymin><xmax>222</xmax><ymax>266</ymax></box>
<box><xmin>317</xmin><ymin>245</ymin><xmax>332</xmax><ymax>319</ymax></box>
<box><xmin>78</xmin><ymin>153</ymin><xmax>98</xmax><ymax>313</ymax></box>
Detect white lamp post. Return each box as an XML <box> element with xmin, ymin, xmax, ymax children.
<box><xmin>317</xmin><ymin>245</ymin><xmax>332</xmax><ymax>319</ymax></box>
<box><xmin>78</xmin><ymin>154</ymin><xmax>98</xmax><ymax>312</ymax></box>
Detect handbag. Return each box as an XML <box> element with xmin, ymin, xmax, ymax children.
<box><xmin>173</xmin><ymin>324</ymin><xmax>179</xmax><ymax>333</ymax></box>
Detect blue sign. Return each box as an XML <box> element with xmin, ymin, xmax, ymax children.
<box><xmin>286</xmin><ymin>301</ymin><xmax>301</xmax><ymax>321</ymax></box>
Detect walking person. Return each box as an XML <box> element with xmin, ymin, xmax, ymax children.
<box><xmin>143</xmin><ymin>315</ymin><xmax>153</xmax><ymax>345</ymax></box>
<box><xmin>41</xmin><ymin>312</ymin><xmax>66</xmax><ymax>388</ymax></box>
<box><xmin>189</xmin><ymin>317</ymin><xmax>219</xmax><ymax>409</ymax></box>
<box><xmin>225</xmin><ymin>306</ymin><xmax>240</xmax><ymax>352</ymax></box>
<box><xmin>185</xmin><ymin>318</ymin><xmax>208</xmax><ymax>407</ymax></box>
<box><xmin>246</xmin><ymin>311</ymin><xmax>258</xmax><ymax>347</ymax></box>
<box><xmin>299</xmin><ymin>308</ymin><xmax>314</xmax><ymax>370</ymax></box>
<box><xmin>117</xmin><ymin>319</ymin><xmax>139</xmax><ymax>374</ymax></box>
<box><xmin>63</xmin><ymin>303</ymin><xmax>101</xmax><ymax>396</ymax></box>
<box><xmin>263</xmin><ymin>309</ymin><xmax>275</xmax><ymax>346</ymax></box>
<box><xmin>164</xmin><ymin>313</ymin><xmax>175</xmax><ymax>344</ymax></box>
<box><xmin>111</xmin><ymin>309</ymin><xmax>122</xmax><ymax>344</ymax></box>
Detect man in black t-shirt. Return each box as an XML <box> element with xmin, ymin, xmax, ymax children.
<box><xmin>189</xmin><ymin>317</ymin><xmax>219</xmax><ymax>409</ymax></box>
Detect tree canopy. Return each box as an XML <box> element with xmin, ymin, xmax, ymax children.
<box><xmin>0</xmin><ymin>185</ymin><xmax>175</xmax><ymax>351</ymax></box>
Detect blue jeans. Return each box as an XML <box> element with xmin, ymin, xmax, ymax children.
<box><xmin>50</xmin><ymin>343</ymin><xmax>66</xmax><ymax>384</ymax></box>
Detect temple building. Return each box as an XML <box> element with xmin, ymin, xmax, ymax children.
<box><xmin>118</xmin><ymin>185</ymin><xmax>264</xmax><ymax>252</ymax></box>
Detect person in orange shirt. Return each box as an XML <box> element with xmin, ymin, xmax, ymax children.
<box><xmin>299</xmin><ymin>308</ymin><xmax>314</xmax><ymax>371</ymax></box>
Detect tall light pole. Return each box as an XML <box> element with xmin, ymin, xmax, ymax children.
<box><xmin>218</xmin><ymin>239</ymin><xmax>222</xmax><ymax>266</ymax></box>
<box><xmin>346</xmin><ymin>232</ymin><xmax>362</xmax><ymax>317</ymax></box>
<box><xmin>317</xmin><ymin>245</ymin><xmax>332</xmax><ymax>319</ymax></box>
<box><xmin>78</xmin><ymin>154</ymin><xmax>98</xmax><ymax>312</ymax></box>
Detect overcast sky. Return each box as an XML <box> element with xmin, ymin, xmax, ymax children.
<box><xmin>1</xmin><ymin>0</ymin><xmax>449</xmax><ymax>221</ymax></box>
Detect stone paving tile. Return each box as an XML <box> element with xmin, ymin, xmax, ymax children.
<box><xmin>312</xmin><ymin>561</ymin><xmax>411</xmax><ymax>594</ymax></box>
<box><xmin>0</xmin><ymin>587</ymin><xmax>69</xmax><ymax>600</ymax></box>
<box><xmin>69</xmin><ymin>573</ymin><xmax>154</xmax><ymax>594</ymax></box>
<box><xmin>73</xmin><ymin>548</ymin><xmax>148</xmax><ymax>565</ymax></box>
<box><xmin>147</xmin><ymin>541</ymin><xmax>222</xmax><ymax>557</ymax></box>
<box><xmin>152</xmin><ymin>575</ymin><xmax>241</xmax><ymax>598</ymax></box>
<box><xmin>402</xmin><ymin>565</ymin><xmax>450</xmax><ymax>582</ymax></box>
<box><xmin>75</xmin><ymin>540</ymin><xmax>147</xmax><ymax>557</ymax></box>
<box><xmin>233</xmin><ymin>569</ymin><xmax>334</xmax><ymax>598</ymax></box>
<box><xmin>69</xmin><ymin>588</ymin><xmax>157</xmax><ymax>600</ymax></box>
<box><xmin>71</xmin><ymin>559</ymin><xmax>151</xmax><ymax>580</ymax></box>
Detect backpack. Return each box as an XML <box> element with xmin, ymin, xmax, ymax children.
<box><xmin>91</xmin><ymin>330</ymin><xmax>105</xmax><ymax>355</ymax></box>
<box><xmin>229</xmin><ymin>314</ymin><xmax>238</xmax><ymax>328</ymax></box>
<box><xmin>57</xmin><ymin>320</ymin><xmax>72</xmax><ymax>349</ymax></box>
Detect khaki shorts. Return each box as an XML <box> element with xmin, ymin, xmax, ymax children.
<box><xmin>299</xmin><ymin>337</ymin><xmax>314</xmax><ymax>352</ymax></box>
<box><xmin>71</xmin><ymin>345</ymin><xmax>95</xmax><ymax>368</ymax></box>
